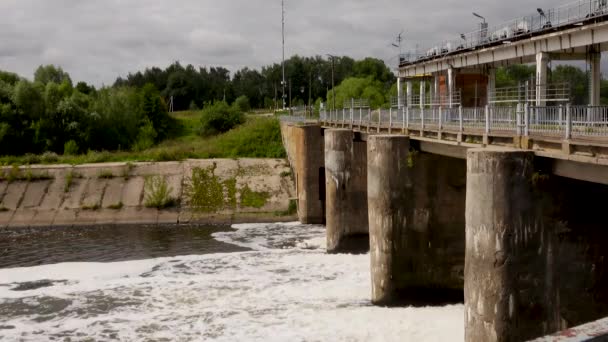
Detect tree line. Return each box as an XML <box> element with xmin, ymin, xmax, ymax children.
<box><xmin>114</xmin><ymin>56</ymin><xmax>396</xmax><ymax>111</ymax></box>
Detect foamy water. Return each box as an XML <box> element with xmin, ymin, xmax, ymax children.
<box><xmin>0</xmin><ymin>222</ymin><xmax>464</xmax><ymax>341</ymax></box>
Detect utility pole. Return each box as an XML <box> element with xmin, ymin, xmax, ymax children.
<box><xmin>281</xmin><ymin>0</ymin><xmax>286</xmax><ymax>110</ymax></box>
<box><xmin>327</xmin><ymin>54</ymin><xmax>337</xmax><ymax>110</ymax></box>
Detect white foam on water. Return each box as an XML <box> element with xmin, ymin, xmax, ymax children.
<box><xmin>0</xmin><ymin>222</ymin><xmax>464</xmax><ymax>341</ymax></box>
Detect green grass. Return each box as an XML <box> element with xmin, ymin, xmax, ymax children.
<box><xmin>0</xmin><ymin>113</ymin><xmax>286</xmax><ymax>166</ymax></box>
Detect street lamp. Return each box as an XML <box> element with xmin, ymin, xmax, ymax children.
<box><xmin>473</xmin><ymin>12</ymin><xmax>488</xmax><ymax>42</ymax></box>
<box><xmin>472</xmin><ymin>12</ymin><xmax>485</xmax><ymax>23</ymax></box>
<box><xmin>326</xmin><ymin>54</ymin><xmax>337</xmax><ymax>111</ymax></box>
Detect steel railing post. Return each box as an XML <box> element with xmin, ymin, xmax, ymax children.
<box><xmin>439</xmin><ymin>106</ymin><xmax>443</xmax><ymax>131</ymax></box>
<box><xmin>406</xmin><ymin>107</ymin><xmax>410</xmax><ymax>130</ymax></box>
<box><xmin>566</xmin><ymin>103</ymin><xmax>572</xmax><ymax>139</ymax></box>
<box><xmin>377</xmin><ymin>109</ymin><xmax>381</xmax><ymax>133</ymax></box>
<box><xmin>389</xmin><ymin>107</ymin><xmax>393</xmax><ymax>133</ymax></box>
<box><xmin>402</xmin><ymin>106</ymin><xmax>406</xmax><ymax>130</ymax></box>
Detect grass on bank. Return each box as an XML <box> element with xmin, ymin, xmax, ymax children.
<box><xmin>0</xmin><ymin>112</ymin><xmax>286</xmax><ymax>166</ymax></box>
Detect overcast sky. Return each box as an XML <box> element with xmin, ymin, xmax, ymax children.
<box><xmin>0</xmin><ymin>0</ymin><xmax>558</xmax><ymax>86</ymax></box>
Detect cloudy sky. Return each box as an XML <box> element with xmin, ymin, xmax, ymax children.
<box><xmin>0</xmin><ymin>0</ymin><xmax>558</xmax><ymax>86</ymax></box>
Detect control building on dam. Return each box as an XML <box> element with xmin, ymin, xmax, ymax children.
<box><xmin>281</xmin><ymin>1</ymin><xmax>608</xmax><ymax>341</ymax></box>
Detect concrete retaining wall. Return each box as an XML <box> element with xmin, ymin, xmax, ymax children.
<box><xmin>0</xmin><ymin>159</ymin><xmax>296</xmax><ymax>227</ymax></box>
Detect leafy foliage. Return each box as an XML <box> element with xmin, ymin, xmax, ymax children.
<box><xmin>199</xmin><ymin>101</ymin><xmax>244</xmax><ymax>137</ymax></box>
<box><xmin>144</xmin><ymin>175</ymin><xmax>176</xmax><ymax>209</ymax></box>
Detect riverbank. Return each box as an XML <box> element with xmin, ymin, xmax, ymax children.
<box><xmin>0</xmin><ymin>159</ymin><xmax>296</xmax><ymax>228</ymax></box>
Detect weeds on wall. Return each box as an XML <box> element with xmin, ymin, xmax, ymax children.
<box><xmin>144</xmin><ymin>175</ymin><xmax>176</xmax><ymax>209</ymax></box>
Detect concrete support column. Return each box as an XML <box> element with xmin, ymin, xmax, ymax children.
<box><xmin>465</xmin><ymin>150</ymin><xmax>559</xmax><ymax>342</ymax></box>
<box><xmin>294</xmin><ymin>124</ymin><xmax>325</xmax><ymax>224</ymax></box>
<box><xmin>487</xmin><ymin>68</ymin><xmax>496</xmax><ymax>105</ymax></box>
<box><xmin>325</xmin><ymin>129</ymin><xmax>368</xmax><ymax>253</ymax></box>
<box><xmin>397</xmin><ymin>78</ymin><xmax>403</xmax><ymax>109</ymax></box>
<box><xmin>406</xmin><ymin>80</ymin><xmax>413</xmax><ymax>108</ymax></box>
<box><xmin>368</xmin><ymin>135</ymin><xmax>410</xmax><ymax>305</ymax></box>
<box><xmin>420</xmin><ymin>80</ymin><xmax>426</xmax><ymax>109</ymax></box>
<box><xmin>589</xmin><ymin>51</ymin><xmax>601</xmax><ymax>106</ymax></box>
<box><xmin>448</xmin><ymin>67</ymin><xmax>455</xmax><ymax>108</ymax></box>
<box><xmin>536</xmin><ymin>52</ymin><xmax>549</xmax><ymax>106</ymax></box>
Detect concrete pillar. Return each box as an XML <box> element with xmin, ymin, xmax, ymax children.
<box><xmin>465</xmin><ymin>149</ymin><xmax>559</xmax><ymax>342</ymax></box>
<box><xmin>589</xmin><ymin>51</ymin><xmax>601</xmax><ymax>106</ymax></box>
<box><xmin>536</xmin><ymin>52</ymin><xmax>549</xmax><ymax>106</ymax></box>
<box><xmin>433</xmin><ymin>75</ymin><xmax>439</xmax><ymax>106</ymax></box>
<box><xmin>294</xmin><ymin>124</ymin><xmax>325</xmax><ymax>224</ymax></box>
<box><xmin>448</xmin><ymin>67</ymin><xmax>455</xmax><ymax>108</ymax></box>
<box><xmin>406</xmin><ymin>80</ymin><xmax>413</xmax><ymax>108</ymax></box>
<box><xmin>397</xmin><ymin>78</ymin><xmax>403</xmax><ymax>109</ymax></box>
<box><xmin>368</xmin><ymin>135</ymin><xmax>410</xmax><ymax>305</ymax></box>
<box><xmin>420</xmin><ymin>80</ymin><xmax>426</xmax><ymax>109</ymax></box>
<box><xmin>325</xmin><ymin>129</ymin><xmax>368</xmax><ymax>253</ymax></box>
<box><xmin>487</xmin><ymin>68</ymin><xmax>496</xmax><ymax>105</ymax></box>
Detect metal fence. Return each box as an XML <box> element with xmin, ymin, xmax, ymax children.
<box><xmin>317</xmin><ymin>104</ymin><xmax>608</xmax><ymax>139</ymax></box>
<box><xmin>400</xmin><ymin>0</ymin><xmax>608</xmax><ymax>65</ymax></box>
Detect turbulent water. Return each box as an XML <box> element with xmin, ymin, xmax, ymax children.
<box><xmin>0</xmin><ymin>222</ymin><xmax>464</xmax><ymax>341</ymax></box>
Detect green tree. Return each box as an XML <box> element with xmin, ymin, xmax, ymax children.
<box><xmin>141</xmin><ymin>83</ymin><xmax>171</xmax><ymax>140</ymax></box>
<box><xmin>34</xmin><ymin>65</ymin><xmax>72</xmax><ymax>86</ymax></box>
<box><xmin>233</xmin><ymin>95</ymin><xmax>251</xmax><ymax>112</ymax></box>
<box><xmin>327</xmin><ymin>77</ymin><xmax>387</xmax><ymax>109</ymax></box>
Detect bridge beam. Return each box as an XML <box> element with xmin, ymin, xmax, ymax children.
<box><xmin>325</xmin><ymin>129</ymin><xmax>368</xmax><ymax>253</ymax></box>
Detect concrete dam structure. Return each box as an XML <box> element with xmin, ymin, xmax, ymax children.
<box><xmin>280</xmin><ymin>120</ymin><xmax>608</xmax><ymax>341</ymax></box>
<box><xmin>280</xmin><ymin>2</ymin><xmax>608</xmax><ymax>339</ymax></box>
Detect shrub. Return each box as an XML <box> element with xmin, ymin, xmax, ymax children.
<box><xmin>64</xmin><ymin>140</ymin><xmax>79</xmax><ymax>156</ymax></box>
<box><xmin>144</xmin><ymin>175</ymin><xmax>176</xmax><ymax>209</ymax></box>
<box><xmin>233</xmin><ymin>95</ymin><xmax>250</xmax><ymax>113</ymax></box>
<box><xmin>41</xmin><ymin>151</ymin><xmax>59</xmax><ymax>163</ymax></box>
<box><xmin>199</xmin><ymin>101</ymin><xmax>244</xmax><ymax>137</ymax></box>
<box><xmin>133</xmin><ymin>118</ymin><xmax>157</xmax><ymax>152</ymax></box>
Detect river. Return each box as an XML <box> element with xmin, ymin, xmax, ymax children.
<box><xmin>0</xmin><ymin>222</ymin><xmax>463</xmax><ymax>341</ymax></box>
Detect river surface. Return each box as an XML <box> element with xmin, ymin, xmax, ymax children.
<box><xmin>0</xmin><ymin>222</ymin><xmax>464</xmax><ymax>341</ymax></box>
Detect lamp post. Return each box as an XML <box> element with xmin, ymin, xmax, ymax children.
<box><xmin>473</xmin><ymin>12</ymin><xmax>488</xmax><ymax>42</ymax></box>
<box><xmin>326</xmin><ymin>54</ymin><xmax>337</xmax><ymax>110</ymax></box>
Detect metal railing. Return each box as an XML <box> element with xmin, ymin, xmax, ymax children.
<box><xmin>317</xmin><ymin>104</ymin><xmax>608</xmax><ymax>139</ymax></box>
<box><xmin>489</xmin><ymin>82</ymin><xmax>571</xmax><ymax>104</ymax></box>
<box><xmin>400</xmin><ymin>0</ymin><xmax>608</xmax><ymax>65</ymax></box>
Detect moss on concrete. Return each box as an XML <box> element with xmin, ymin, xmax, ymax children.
<box><xmin>240</xmin><ymin>185</ymin><xmax>270</xmax><ymax>208</ymax></box>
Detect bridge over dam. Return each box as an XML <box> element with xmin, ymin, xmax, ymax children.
<box><xmin>280</xmin><ymin>2</ymin><xmax>608</xmax><ymax>340</ymax></box>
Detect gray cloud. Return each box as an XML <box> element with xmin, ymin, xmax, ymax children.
<box><xmin>0</xmin><ymin>0</ymin><xmax>561</xmax><ymax>86</ymax></box>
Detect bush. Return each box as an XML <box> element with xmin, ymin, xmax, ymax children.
<box><xmin>132</xmin><ymin>118</ymin><xmax>157</xmax><ymax>152</ymax></box>
<box><xmin>144</xmin><ymin>175</ymin><xmax>176</xmax><ymax>209</ymax></box>
<box><xmin>199</xmin><ymin>101</ymin><xmax>244</xmax><ymax>137</ymax></box>
<box><xmin>233</xmin><ymin>95</ymin><xmax>250</xmax><ymax>112</ymax></box>
<box><xmin>64</xmin><ymin>140</ymin><xmax>79</xmax><ymax>156</ymax></box>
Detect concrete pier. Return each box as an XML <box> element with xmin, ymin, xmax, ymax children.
<box><xmin>324</xmin><ymin>129</ymin><xmax>368</xmax><ymax>253</ymax></box>
<box><xmin>464</xmin><ymin>150</ymin><xmax>559</xmax><ymax>341</ymax></box>
<box><xmin>369</xmin><ymin>136</ymin><xmax>467</xmax><ymax>306</ymax></box>
<box><xmin>293</xmin><ymin>124</ymin><xmax>325</xmax><ymax>224</ymax></box>
<box><xmin>368</xmin><ymin>135</ymin><xmax>411</xmax><ymax>305</ymax></box>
